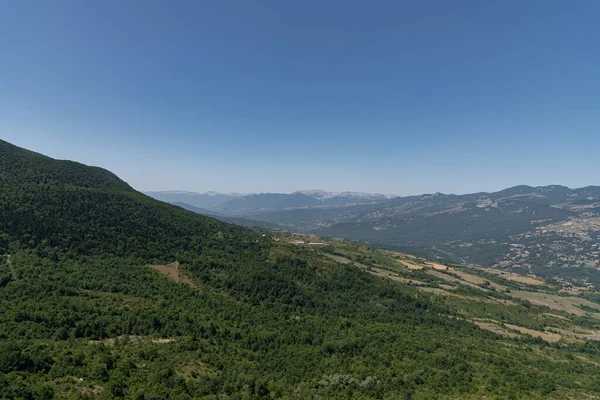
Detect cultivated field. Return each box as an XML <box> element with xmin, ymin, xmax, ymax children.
<box><xmin>511</xmin><ymin>290</ymin><xmax>600</xmax><ymax>317</ymax></box>
<box><xmin>504</xmin><ymin>323</ymin><xmax>562</xmax><ymax>343</ymax></box>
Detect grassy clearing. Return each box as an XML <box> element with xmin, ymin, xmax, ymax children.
<box><xmin>322</xmin><ymin>253</ymin><xmax>368</xmax><ymax>269</ymax></box>
<box><xmin>149</xmin><ymin>261</ymin><xmax>194</xmax><ymax>287</ymax></box>
<box><xmin>417</xmin><ymin>287</ymin><xmax>482</xmax><ymax>302</ymax></box>
<box><xmin>369</xmin><ymin>267</ymin><xmax>426</xmax><ymax>285</ymax></box>
<box><xmin>543</xmin><ymin>313</ymin><xmax>569</xmax><ymax>320</ymax></box>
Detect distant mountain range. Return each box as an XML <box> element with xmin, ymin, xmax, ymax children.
<box><xmin>144</xmin><ymin>189</ymin><xmax>395</xmax><ymax>214</ymax></box>
<box><xmin>144</xmin><ymin>191</ymin><xmax>246</xmax><ymax>209</ymax></box>
<box><xmin>147</xmin><ymin>185</ymin><xmax>600</xmax><ymax>284</ymax></box>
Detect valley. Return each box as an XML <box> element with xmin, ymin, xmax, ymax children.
<box><xmin>151</xmin><ymin>186</ymin><xmax>600</xmax><ymax>289</ymax></box>
<box><xmin>271</xmin><ymin>231</ymin><xmax>600</xmax><ymax>345</ymax></box>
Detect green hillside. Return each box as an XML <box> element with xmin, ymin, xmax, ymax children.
<box><xmin>0</xmin><ymin>139</ymin><xmax>258</xmax><ymax>262</ymax></box>
<box><xmin>2</xmin><ymin>139</ymin><xmax>600</xmax><ymax>399</ymax></box>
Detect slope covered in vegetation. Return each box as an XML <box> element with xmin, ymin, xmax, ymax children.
<box><xmin>1</xmin><ymin>139</ymin><xmax>600</xmax><ymax>399</ymax></box>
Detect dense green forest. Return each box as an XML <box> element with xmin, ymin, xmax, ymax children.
<box><xmin>2</xmin><ymin>139</ymin><xmax>600</xmax><ymax>399</ymax></box>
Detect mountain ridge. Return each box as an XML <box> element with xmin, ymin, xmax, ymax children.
<box><xmin>148</xmin><ymin>185</ymin><xmax>600</xmax><ymax>202</ymax></box>
<box><xmin>183</xmin><ymin>183</ymin><xmax>599</xmax><ymax>285</ymax></box>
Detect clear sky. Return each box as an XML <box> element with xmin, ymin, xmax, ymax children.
<box><xmin>1</xmin><ymin>1</ymin><xmax>599</xmax><ymax>195</ymax></box>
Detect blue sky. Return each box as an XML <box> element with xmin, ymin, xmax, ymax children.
<box><xmin>1</xmin><ymin>1</ymin><xmax>598</xmax><ymax>195</ymax></box>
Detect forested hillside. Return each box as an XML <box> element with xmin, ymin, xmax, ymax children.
<box><xmin>2</xmin><ymin>139</ymin><xmax>600</xmax><ymax>399</ymax></box>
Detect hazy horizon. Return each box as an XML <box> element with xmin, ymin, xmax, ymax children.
<box><xmin>2</xmin><ymin>1</ymin><xmax>599</xmax><ymax>195</ymax></box>
<box><xmin>143</xmin><ymin>183</ymin><xmax>599</xmax><ymax>198</ymax></box>
<box><xmin>3</xmin><ymin>135</ymin><xmax>599</xmax><ymax>198</ymax></box>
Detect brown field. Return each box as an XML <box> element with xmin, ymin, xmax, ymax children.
<box><xmin>149</xmin><ymin>261</ymin><xmax>194</xmax><ymax>287</ymax></box>
<box><xmin>425</xmin><ymin>270</ymin><xmax>486</xmax><ymax>291</ymax></box>
<box><xmin>476</xmin><ymin>268</ymin><xmax>545</xmax><ymax>286</ymax></box>
<box><xmin>511</xmin><ymin>290</ymin><xmax>600</xmax><ymax>317</ymax></box>
<box><xmin>546</xmin><ymin>327</ymin><xmax>600</xmax><ymax>341</ymax></box>
<box><xmin>559</xmin><ymin>287</ymin><xmax>591</xmax><ymax>295</ymax></box>
<box><xmin>472</xmin><ymin>320</ymin><xmax>520</xmax><ymax>338</ymax></box>
<box><xmin>503</xmin><ymin>323</ymin><xmax>561</xmax><ymax>343</ymax></box>
<box><xmin>453</xmin><ymin>270</ymin><xmax>506</xmax><ymax>291</ymax></box>
<box><xmin>387</xmin><ymin>251</ymin><xmax>417</xmax><ymax>260</ymax></box>
<box><xmin>451</xmin><ymin>270</ymin><xmax>486</xmax><ymax>284</ymax></box>
<box><xmin>322</xmin><ymin>252</ymin><xmax>431</xmax><ymax>286</ymax></box>
<box><xmin>399</xmin><ymin>260</ymin><xmax>424</xmax><ymax>270</ymax></box>
<box><xmin>502</xmin><ymin>274</ymin><xmax>546</xmax><ymax>286</ymax></box>
<box><xmin>427</xmin><ymin>262</ymin><xmax>450</xmax><ymax>271</ymax></box>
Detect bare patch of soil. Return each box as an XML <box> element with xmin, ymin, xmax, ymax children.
<box><xmin>510</xmin><ymin>291</ymin><xmax>600</xmax><ymax>317</ymax></box>
<box><xmin>472</xmin><ymin>320</ymin><xmax>520</xmax><ymax>338</ymax></box>
<box><xmin>503</xmin><ymin>323</ymin><xmax>561</xmax><ymax>343</ymax></box>
<box><xmin>425</xmin><ymin>270</ymin><xmax>485</xmax><ymax>291</ymax></box>
<box><xmin>426</xmin><ymin>262</ymin><xmax>450</xmax><ymax>271</ymax></box>
<box><xmin>150</xmin><ymin>261</ymin><xmax>194</xmax><ymax>287</ymax></box>
<box><xmin>399</xmin><ymin>260</ymin><xmax>424</xmax><ymax>270</ymax></box>
<box><xmin>89</xmin><ymin>335</ymin><xmax>141</xmax><ymax>346</ymax></box>
<box><xmin>90</xmin><ymin>336</ymin><xmax>178</xmax><ymax>346</ymax></box>
<box><xmin>152</xmin><ymin>338</ymin><xmax>177</xmax><ymax>344</ymax></box>
<box><xmin>452</xmin><ymin>270</ymin><xmax>506</xmax><ymax>291</ymax></box>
